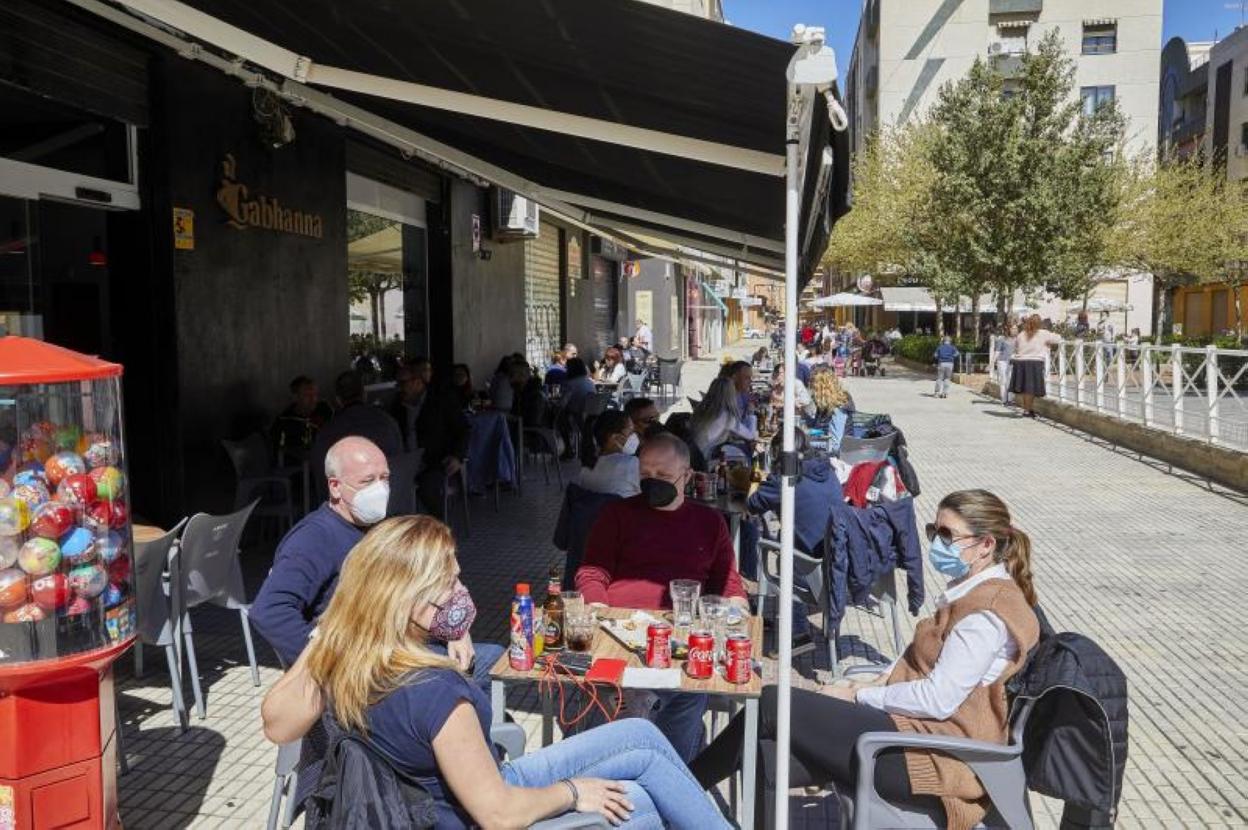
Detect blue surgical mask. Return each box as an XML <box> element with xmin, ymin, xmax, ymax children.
<box><xmin>928</xmin><ymin>537</ymin><xmax>971</xmax><ymax>579</ymax></box>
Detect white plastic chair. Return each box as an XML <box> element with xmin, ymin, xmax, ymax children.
<box><xmin>174</xmin><ymin>501</ymin><xmax>261</xmax><ymax>720</ymax></box>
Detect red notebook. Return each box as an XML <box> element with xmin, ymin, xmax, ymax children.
<box><xmin>585</xmin><ymin>658</ymin><xmax>627</xmax><ymax>684</ymax></box>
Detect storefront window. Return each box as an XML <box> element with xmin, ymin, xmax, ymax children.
<box><xmin>348</xmin><ymin>208</ymin><xmax>407</xmax><ymax>379</ymax></box>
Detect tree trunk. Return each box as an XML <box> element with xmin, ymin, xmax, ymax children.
<box><xmin>1156</xmin><ymin>281</ymin><xmax>1174</xmax><ymax>338</ymax></box>
<box><xmin>935</xmin><ymin>302</ymin><xmax>945</xmax><ymax>338</ymax></box>
<box><xmin>972</xmin><ymin>295</ymin><xmax>983</xmax><ymax>348</ymax></box>
<box><xmin>1233</xmin><ymin>282</ymin><xmax>1245</xmax><ymax>341</ymax></box>
<box><xmin>370</xmin><ymin>289</ymin><xmax>381</xmax><ymax>340</ymax></box>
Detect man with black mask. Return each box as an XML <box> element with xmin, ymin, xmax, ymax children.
<box><xmin>576</xmin><ymin>432</ymin><xmax>747</xmax><ymax>761</ymax></box>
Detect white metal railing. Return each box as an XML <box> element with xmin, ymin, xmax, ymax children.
<box><xmin>991</xmin><ymin>337</ymin><xmax>1248</xmax><ymax>452</ymax></box>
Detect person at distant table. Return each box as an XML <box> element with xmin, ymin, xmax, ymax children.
<box><xmin>272</xmin><ymin>375</ymin><xmax>333</xmax><ymax>462</ymax></box>
<box><xmin>633</xmin><ymin>319</ymin><xmax>652</xmax><ymax>353</ymax></box>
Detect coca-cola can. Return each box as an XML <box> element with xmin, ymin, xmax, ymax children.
<box><xmin>725</xmin><ymin>634</ymin><xmax>753</xmax><ymax>684</ymax></box>
<box><xmin>685</xmin><ymin>629</ymin><xmax>715</xmax><ymax>679</ymax></box>
<box><xmin>646</xmin><ymin>622</ymin><xmax>673</xmax><ymax>668</ymax></box>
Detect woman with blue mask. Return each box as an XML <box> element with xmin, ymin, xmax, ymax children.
<box><xmin>690</xmin><ymin>490</ymin><xmax>1041</xmax><ymax>830</ymax></box>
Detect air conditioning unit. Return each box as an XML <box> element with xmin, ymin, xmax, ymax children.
<box><xmin>988</xmin><ymin>41</ymin><xmax>1006</xmax><ymax>56</ymax></box>
<box><xmin>491</xmin><ymin>187</ymin><xmax>540</xmax><ymax>240</ymax></box>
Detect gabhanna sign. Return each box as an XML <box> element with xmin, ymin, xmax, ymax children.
<box><xmin>215</xmin><ymin>154</ymin><xmax>324</xmax><ymax>239</ymax></box>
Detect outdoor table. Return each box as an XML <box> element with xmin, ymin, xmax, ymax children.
<box><xmin>132</xmin><ymin>523</ymin><xmax>166</xmax><ymax>544</ymax></box>
<box><xmin>488</xmin><ymin>607</ymin><xmax>764</xmax><ymax>828</ymax></box>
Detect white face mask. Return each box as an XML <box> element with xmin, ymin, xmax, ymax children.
<box><xmin>343</xmin><ymin>479</ymin><xmax>389</xmax><ymax>525</ymax></box>
<box><xmin>622</xmin><ymin>433</ymin><xmax>641</xmax><ymax>455</ymax></box>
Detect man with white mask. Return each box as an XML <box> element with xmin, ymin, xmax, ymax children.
<box><xmin>252</xmin><ymin>436</ymin><xmax>500</xmax><ymax>687</ymax></box>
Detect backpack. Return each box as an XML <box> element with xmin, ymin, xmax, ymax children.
<box><xmin>303</xmin><ymin>714</ymin><xmax>438</xmax><ymax>830</ymax></box>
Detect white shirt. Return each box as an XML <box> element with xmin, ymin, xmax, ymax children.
<box><xmin>693</xmin><ymin>410</ymin><xmax>758</xmax><ymax>460</ymax></box>
<box><xmin>602</xmin><ymin>362</ymin><xmax>627</xmax><ymax>383</ymax></box>
<box><xmin>576</xmin><ymin>453</ymin><xmax>641</xmax><ymax>498</ymax></box>
<box><xmin>634</xmin><ymin>324</ymin><xmax>652</xmax><ymax>350</ymax></box>
<box><xmin>856</xmin><ymin>564</ymin><xmax>1020</xmax><ymax>720</ymax></box>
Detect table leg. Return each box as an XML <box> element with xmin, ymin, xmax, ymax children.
<box><xmin>491</xmin><ymin>680</ymin><xmax>505</xmax><ymax>725</ymax></box>
<box><xmin>541</xmin><ymin>691</ymin><xmax>555</xmax><ymax>747</ymax></box>
<box><xmin>740</xmin><ymin>697</ymin><xmax>759</xmax><ymax>829</ymax></box>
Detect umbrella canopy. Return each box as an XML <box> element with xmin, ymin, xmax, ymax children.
<box><xmin>808</xmin><ymin>292</ymin><xmax>883</xmax><ymax>309</ymax></box>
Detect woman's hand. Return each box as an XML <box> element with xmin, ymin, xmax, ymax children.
<box><xmin>570</xmin><ymin>779</ymin><xmax>634</xmax><ymax>826</ymax></box>
<box><xmin>826</xmin><ymin>683</ymin><xmax>859</xmax><ymax>703</ymax></box>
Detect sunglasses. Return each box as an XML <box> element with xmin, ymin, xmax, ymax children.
<box><xmin>924</xmin><ymin>523</ymin><xmax>979</xmax><ymax>546</ymax></box>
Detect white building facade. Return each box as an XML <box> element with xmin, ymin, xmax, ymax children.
<box><xmin>847</xmin><ymin>0</ymin><xmax>1163</xmax><ymax>335</ymax></box>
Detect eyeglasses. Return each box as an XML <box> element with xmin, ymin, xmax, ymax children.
<box><xmin>924</xmin><ymin>523</ymin><xmax>979</xmax><ymax>546</ymax></box>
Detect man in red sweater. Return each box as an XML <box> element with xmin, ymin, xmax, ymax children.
<box><xmin>575</xmin><ymin>433</ymin><xmax>748</xmax><ymax>760</ymax></box>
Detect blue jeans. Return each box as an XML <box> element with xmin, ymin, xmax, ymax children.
<box><xmin>426</xmin><ymin>640</ymin><xmax>505</xmax><ymax>696</ymax></box>
<box><xmin>500</xmin><ymin>719</ymin><xmax>730</xmax><ymax>829</ymax></box>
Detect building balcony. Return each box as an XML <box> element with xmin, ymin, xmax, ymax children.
<box><xmin>990</xmin><ymin>0</ymin><xmax>1043</xmax><ymax>14</ymax></box>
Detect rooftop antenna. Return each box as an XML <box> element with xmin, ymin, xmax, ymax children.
<box><xmin>1227</xmin><ymin>1</ymin><xmax>1246</xmax><ymax>29</ymax></box>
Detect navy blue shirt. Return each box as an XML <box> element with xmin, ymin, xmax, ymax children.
<box><xmin>748</xmin><ymin>456</ymin><xmax>842</xmax><ymax>557</ymax></box>
<box><xmin>367</xmin><ymin>669</ymin><xmax>497</xmax><ymax>829</ymax></box>
<box><xmin>250</xmin><ymin>504</ymin><xmax>365</xmax><ymax>665</ymax></box>
<box><xmin>935</xmin><ymin>343</ymin><xmax>960</xmax><ymax>364</ymax></box>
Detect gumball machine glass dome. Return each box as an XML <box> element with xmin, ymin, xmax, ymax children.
<box><xmin>0</xmin><ymin>337</ymin><xmax>135</xmax><ymax>665</ymax></box>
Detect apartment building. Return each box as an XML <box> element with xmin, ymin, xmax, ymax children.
<box><xmin>845</xmin><ymin>0</ymin><xmax>1162</xmax><ymax>334</ymax></box>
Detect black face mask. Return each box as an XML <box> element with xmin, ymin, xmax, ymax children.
<box><xmin>640</xmin><ymin>477</ymin><xmax>679</xmax><ymax>508</ymax></box>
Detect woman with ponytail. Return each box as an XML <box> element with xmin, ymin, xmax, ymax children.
<box><xmin>690</xmin><ymin>489</ymin><xmax>1040</xmax><ymax>830</ymax></box>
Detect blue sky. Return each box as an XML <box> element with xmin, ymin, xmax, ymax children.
<box><xmin>725</xmin><ymin>1</ymin><xmax>1248</xmax><ymax>80</ymax></box>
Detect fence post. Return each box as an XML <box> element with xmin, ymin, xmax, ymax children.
<box><xmin>1074</xmin><ymin>340</ymin><xmax>1086</xmax><ymax>408</ymax></box>
<box><xmin>1142</xmin><ymin>345</ymin><xmax>1154</xmax><ymax>427</ymax></box>
<box><xmin>1094</xmin><ymin>344</ymin><xmax>1106</xmax><ymax>413</ymax></box>
<box><xmin>1056</xmin><ymin>344</ymin><xmax>1067</xmax><ymax>402</ymax></box>
<box><xmin>1206</xmin><ymin>343</ymin><xmax>1219</xmax><ymax>444</ymax></box>
<box><xmin>1171</xmin><ymin>344</ymin><xmax>1183</xmax><ymax>436</ymax></box>
<box><xmin>1115</xmin><ymin>345</ymin><xmax>1126</xmax><ymax>418</ymax></box>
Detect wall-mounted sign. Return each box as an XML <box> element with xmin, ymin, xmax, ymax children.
<box><xmin>731</xmin><ymin>287</ymin><xmax>749</xmax><ymax>301</ymax></box>
<box><xmin>592</xmin><ymin>236</ymin><xmax>628</xmax><ymax>262</ymax></box>
<box><xmin>622</xmin><ymin>261</ymin><xmax>641</xmax><ymax>279</ymax></box>
<box><xmin>636</xmin><ymin>290</ymin><xmax>653</xmax><ymax>327</ymax></box>
<box><xmin>857</xmin><ymin>274</ymin><xmax>875</xmax><ymax>293</ymax></box>
<box><xmin>896</xmin><ymin>275</ymin><xmax>927</xmax><ymax>287</ymax></box>
<box><xmin>172</xmin><ymin>207</ymin><xmax>195</xmax><ymax>250</ymax></box>
<box><xmin>471</xmin><ymin>214</ymin><xmax>482</xmax><ymax>253</ymax></box>
<box><xmin>216</xmin><ymin>154</ymin><xmax>324</xmax><ymax>239</ymax></box>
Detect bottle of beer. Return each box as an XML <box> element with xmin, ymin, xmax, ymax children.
<box><xmin>543</xmin><ymin>573</ymin><xmax>565</xmax><ymax>651</ymax></box>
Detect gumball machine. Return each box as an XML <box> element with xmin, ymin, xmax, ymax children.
<box><xmin>0</xmin><ymin>337</ymin><xmax>135</xmax><ymax>829</ymax></box>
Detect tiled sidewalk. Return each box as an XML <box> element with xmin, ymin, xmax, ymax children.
<box><xmin>114</xmin><ymin>345</ymin><xmax>1248</xmax><ymax>828</ymax></box>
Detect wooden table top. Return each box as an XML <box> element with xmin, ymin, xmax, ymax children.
<box><xmin>689</xmin><ymin>491</ymin><xmax>751</xmax><ymax>515</ymax></box>
<box><xmin>489</xmin><ymin>607</ymin><xmax>763</xmax><ymax>698</ymax></box>
<box><xmin>132</xmin><ymin>524</ymin><xmax>167</xmax><ymax>544</ymax></box>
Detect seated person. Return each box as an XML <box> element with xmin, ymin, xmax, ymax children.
<box><xmin>741</xmin><ymin>429</ymin><xmax>839</xmax><ymax>578</ymax></box>
<box><xmin>561</xmin><ymin>358</ymin><xmax>596</xmax><ymax>416</ymax></box>
<box><xmin>809</xmin><ymin>367</ymin><xmax>855</xmax><ymax>453</ymax></box>
<box><xmin>596</xmin><ymin>347</ymin><xmax>628</xmax><ymax>384</ymax></box>
<box><xmin>689</xmin><ymin>377</ymin><xmax>757</xmax><ymax>464</ymax></box>
<box><xmin>487</xmin><ymin>356</ymin><xmax>516</xmax><ymax>411</ymax></box>
<box><xmin>769</xmin><ymin>364</ymin><xmax>816</xmax><ymax>422</ymax></box>
<box><xmin>576</xmin><ymin>410</ymin><xmax>641</xmax><ymax>498</ymax></box>
<box><xmin>309</xmin><ymin>371</ymin><xmax>403</xmax><ymax>498</ymax></box>
<box><xmin>577</xmin><ymin>434</ymin><xmax>747</xmax><ymax>761</ymax></box>
<box><xmin>623</xmin><ymin>396</ymin><xmax>660</xmax><ymax>436</ymax></box>
<box><xmin>690</xmin><ymin>490</ymin><xmax>1041</xmax><ymax>830</ymax></box>
<box><xmin>543</xmin><ymin>350</ymin><xmax>568</xmax><ymax>388</ymax></box>
<box><xmin>271</xmin><ymin>374</ymin><xmax>333</xmax><ymax>462</ymax></box>
<box><xmin>719</xmin><ymin>360</ymin><xmax>754</xmax><ymax>417</ymax></box>
<box><xmin>449</xmin><ymin>363</ymin><xmax>475</xmax><ymax>409</ymax></box>
<box><xmin>262</xmin><ymin>516</ymin><xmax>730</xmax><ymax>830</ymax></box>
<box><xmin>386</xmin><ymin>363</ymin><xmax>469</xmax><ymax>520</ymax></box>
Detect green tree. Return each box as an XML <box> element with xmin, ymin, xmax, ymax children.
<box><xmin>347</xmin><ymin>210</ymin><xmax>402</xmax><ymax>340</ymax></box>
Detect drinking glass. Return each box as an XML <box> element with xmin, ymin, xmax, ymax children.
<box><xmin>698</xmin><ymin>594</ymin><xmax>730</xmax><ymax>661</ymax></box>
<box><xmin>565</xmin><ymin>604</ymin><xmax>595</xmax><ymax>652</ymax></box>
<box><xmin>669</xmin><ymin>579</ymin><xmax>701</xmax><ymax>641</ymax></box>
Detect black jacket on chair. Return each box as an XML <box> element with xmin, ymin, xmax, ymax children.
<box><xmin>1008</xmin><ymin>608</ymin><xmax>1128</xmax><ymax>829</ymax></box>
<box><xmin>553</xmin><ymin>484</ymin><xmax>621</xmax><ymax>591</ymax></box>
<box><xmin>388</xmin><ymin>391</ymin><xmax>469</xmax><ymax>468</ymax></box>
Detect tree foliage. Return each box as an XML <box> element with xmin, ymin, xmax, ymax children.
<box><xmin>346</xmin><ymin>210</ymin><xmax>402</xmax><ymax>339</ymax></box>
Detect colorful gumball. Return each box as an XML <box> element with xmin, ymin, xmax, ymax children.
<box><xmin>88</xmin><ymin>466</ymin><xmax>124</xmax><ymax>500</ymax></box>
<box><xmin>11</xmin><ymin>481</ymin><xmax>50</xmax><ymax>513</ymax></box>
<box><xmin>59</xmin><ymin>527</ymin><xmax>97</xmax><ymax>564</ymax></box>
<box><xmin>68</xmin><ymin>563</ymin><xmax>109</xmax><ymax>598</ymax></box>
<box><xmin>56</xmin><ymin>474</ymin><xmax>96</xmax><ymax>507</ymax></box>
<box><xmin>0</xmin><ymin>535</ymin><xmax>18</xmax><ymax>569</ymax></box>
<box><xmin>106</xmin><ymin>553</ymin><xmax>131</xmax><ymax>583</ymax></box>
<box><xmin>84</xmin><ymin>501</ymin><xmax>111</xmax><ymax>534</ymax></box>
<box><xmin>19</xmin><ymin>437</ymin><xmax>52</xmax><ymax>465</ymax></box>
<box><xmin>44</xmin><ymin>451</ymin><xmax>86</xmax><ymax>488</ymax></box>
<box><xmin>97</xmin><ymin>530</ymin><xmax>126</xmax><ymax>565</ymax></box>
<box><xmin>0</xmin><ymin>567</ymin><xmax>28</xmax><ymax>608</ymax></box>
<box><xmin>31</xmin><ymin>501</ymin><xmax>74</xmax><ymax>540</ymax></box>
<box><xmin>64</xmin><ymin>595</ymin><xmax>93</xmax><ymax>616</ymax></box>
<box><xmin>13</xmin><ymin>467</ymin><xmax>45</xmax><ymax>488</ymax></box>
<box><xmin>103</xmin><ymin>582</ymin><xmax>127</xmax><ymax>608</ymax></box>
<box><xmin>0</xmin><ymin>478</ymin><xmax>9</xmax><ymax>499</ymax></box>
<box><xmin>17</xmin><ymin>537</ymin><xmax>60</xmax><ymax>577</ymax></box>
<box><xmin>106</xmin><ymin>500</ymin><xmax>129</xmax><ymax>529</ymax></box>
<box><xmin>53</xmin><ymin>425</ymin><xmax>82</xmax><ymax>452</ymax></box>
<box><xmin>0</xmin><ymin>497</ymin><xmax>30</xmax><ymax>536</ymax></box>
<box><xmin>25</xmin><ymin>421</ymin><xmax>55</xmax><ymax>442</ymax></box>
<box><xmin>81</xmin><ymin>434</ymin><xmax>118</xmax><ymax>469</ymax></box>
<box><xmin>3</xmin><ymin>602</ymin><xmax>45</xmax><ymax>623</ymax></box>
<box><xmin>31</xmin><ymin>573</ymin><xmax>71</xmax><ymax>611</ymax></box>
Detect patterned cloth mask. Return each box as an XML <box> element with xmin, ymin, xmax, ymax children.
<box><xmin>426</xmin><ymin>582</ymin><xmax>476</xmax><ymax>642</ymax></box>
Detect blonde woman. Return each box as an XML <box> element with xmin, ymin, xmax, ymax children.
<box><xmin>262</xmin><ymin>516</ymin><xmax>729</xmax><ymax>829</ymax></box>
<box><xmin>692</xmin><ymin>490</ymin><xmax>1040</xmax><ymax>830</ymax></box>
<box><xmin>809</xmin><ymin>366</ymin><xmax>853</xmax><ymax>417</ymax></box>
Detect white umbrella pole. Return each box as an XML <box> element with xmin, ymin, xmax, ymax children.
<box><xmin>773</xmin><ymin>106</ymin><xmax>801</xmax><ymax>830</ymax></box>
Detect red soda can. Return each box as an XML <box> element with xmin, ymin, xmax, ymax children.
<box><xmin>646</xmin><ymin>622</ymin><xmax>673</xmax><ymax>668</ymax></box>
<box><xmin>685</xmin><ymin>629</ymin><xmax>715</xmax><ymax>679</ymax></box>
<box><xmin>725</xmin><ymin>634</ymin><xmax>753</xmax><ymax>684</ymax></box>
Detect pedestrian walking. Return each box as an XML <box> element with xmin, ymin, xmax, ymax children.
<box><xmin>994</xmin><ymin>325</ymin><xmax>1016</xmax><ymax>406</ymax></box>
<box><xmin>933</xmin><ymin>336</ymin><xmax>959</xmax><ymax>398</ymax></box>
<box><xmin>1011</xmin><ymin>315</ymin><xmax>1062</xmax><ymax>418</ymax></box>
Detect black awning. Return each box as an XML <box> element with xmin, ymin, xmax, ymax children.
<box><xmin>137</xmin><ymin>0</ymin><xmax>849</xmax><ymax>279</ymax></box>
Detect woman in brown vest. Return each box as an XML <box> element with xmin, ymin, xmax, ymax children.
<box><xmin>690</xmin><ymin>489</ymin><xmax>1040</xmax><ymax>830</ymax></box>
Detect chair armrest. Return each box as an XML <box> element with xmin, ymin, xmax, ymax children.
<box><xmin>530</xmin><ymin>814</ymin><xmax>611</xmax><ymax>829</ymax></box>
<box><xmin>490</xmin><ymin>722</ymin><xmax>527</xmax><ymax>760</ymax></box>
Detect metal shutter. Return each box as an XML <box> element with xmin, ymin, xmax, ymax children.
<box><xmin>0</xmin><ymin>0</ymin><xmax>149</xmax><ymax>126</ymax></box>
<box><xmin>525</xmin><ymin>219</ymin><xmax>563</xmax><ymax>368</ymax></box>
<box><xmin>591</xmin><ymin>257</ymin><xmax>617</xmax><ymax>357</ymax></box>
